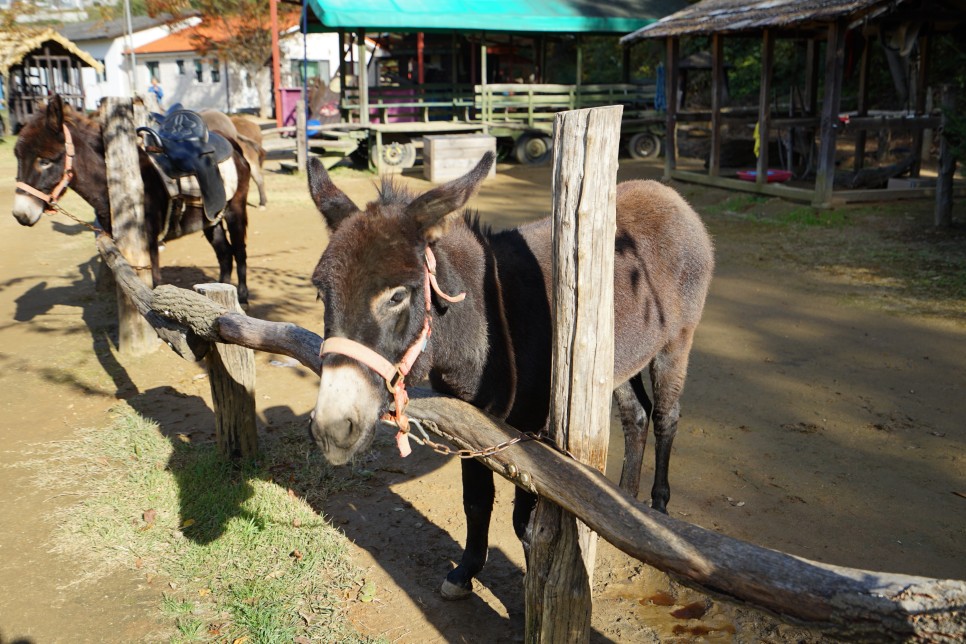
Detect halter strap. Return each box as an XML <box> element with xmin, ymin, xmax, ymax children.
<box><xmin>16</xmin><ymin>124</ymin><xmax>75</xmax><ymax>211</ymax></box>
<box><xmin>319</xmin><ymin>246</ymin><xmax>466</xmax><ymax>457</ymax></box>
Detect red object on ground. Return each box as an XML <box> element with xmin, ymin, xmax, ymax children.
<box><xmin>736</xmin><ymin>169</ymin><xmax>793</xmax><ymax>183</ymax></box>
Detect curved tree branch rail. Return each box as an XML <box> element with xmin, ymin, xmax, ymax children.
<box><xmin>96</xmin><ymin>233</ymin><xmax>966</xmax><ymax>642</ymax></box>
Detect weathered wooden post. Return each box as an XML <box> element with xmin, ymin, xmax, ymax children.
<box><xmin>524</xmin><ymin>105</ymin><xmax>622</xmax><ymax>642</ymax></box>
<box><xmin>101</xmin><ymin>97</ymin><xmax>158</xmax><ymax>356</ymax></box>
<box><xmin>296</xmin><ymin>98</ymin><xmax>308</xmax><ymax>173</ymax></box>
<box><xmin>935</xmin><ymin>84</ymin><xmax>957</xmax><ymax>227</ymax></box>
<box><xmin>195</xmin><ymin>283</ymin><xmax>258</xmax><ymax>458</ymax></box>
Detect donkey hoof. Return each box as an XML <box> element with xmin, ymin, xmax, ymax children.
<box><xmin>440</xmin><ymin>578</ymin><xmax>473</xmax><ymax>600</ymax></box>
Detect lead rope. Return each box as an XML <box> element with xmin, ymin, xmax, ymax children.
<box><xmin>383</xmin><ymin>246</ymin><xmax>464</xmax><ymax>456</ymax></box>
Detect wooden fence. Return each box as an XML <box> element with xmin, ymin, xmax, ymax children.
<box><xmin>96</xmin><ymin>97</ymin><xmax>965</xmax><ymax>642</ymax></box>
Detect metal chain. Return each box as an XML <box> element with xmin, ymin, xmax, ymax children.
<box><xmin>45</xmin><ymin>202</ymin><xmax>103</xmax><ymax>236</ymax></box>
<box><xmin>388</xmin><ymin>417</ymin><xmax>559</xmax><ymax>460</ymax></box>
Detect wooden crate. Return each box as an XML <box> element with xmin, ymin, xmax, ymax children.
<box><xmin>422</xmin><ymin>134</ymin><xmax>497</xmax><ymax>183</ymax></box>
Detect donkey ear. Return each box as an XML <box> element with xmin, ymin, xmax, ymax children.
<box><xmin>308</xmin><ymin>156</ymin><xmax>360</xmax><ymax>231</ymax></box>
<box><xmin>406</xmin><ymin>152</ymin><xmax>494</xmax><ymax>242</ymax></box>
<box><xmin>45</xmin><ymin>94</ymin><xmax>65</xmax><ymax>134</ymax></box>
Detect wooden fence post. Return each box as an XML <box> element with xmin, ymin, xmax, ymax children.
<box><xmin>935</xmin><ymin>84</ymin><xmax>957</xmax><ymax>227</ymax></box>
<box><xmin>524</xmin><ymin>105</ymin><xmax>622</xmax><ymax>643</ymax></box>
<box><xmin>296</xmin><ymin>98</ymin><xmax>308</xmax><ymax>173</ymax></box>
<box><xmin>195</xmin><ymin>283</ymin><xmax>258</xmax><ymax>459</ymax></box>
<box><xmin>102</xmin><ymin>97</ymin><xmax>157</xmax><ymax>355</ymax></box>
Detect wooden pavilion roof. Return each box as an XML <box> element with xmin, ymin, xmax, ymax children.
<box><xmin>620</xmin><ymin>0</ymin><xmax>966</xmax><ymax>42</ymax></box>
<box><xmin>0</xmin><ymin>28</ymin><xmax>104</xmax><ymax>76</ymax></box>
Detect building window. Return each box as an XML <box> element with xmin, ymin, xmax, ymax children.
<box><xmin>96</xmin><ymin>59</ymin><xmax>106</xmax><ymax>82</ymax></box>
<box><xmin>176</xmin><ymin>59</ymin><xmax>184</xmax><ymax>75</ymax></box>
<box><xmin>194</xmin><ymin>59</ymin><xmax>203</xmax><ymax>82</ymax></box>
<box><xmin>210</xmin><ymin>58</ymin><xmax>220</xmax><ymax>83</ymax></box>
<box><xmin>146</xmin><ymin>61</ymin><xmax>160</xmax><ymax>84</ymax></box>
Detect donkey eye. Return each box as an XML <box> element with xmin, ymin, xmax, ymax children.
<box><xmin>387</xmin><ymin>287</ymin><xmax>408</xmax><ymax>306</ymax></box>
<box><xmin>38</xmin><ymin>158</ymin><xmax>53</xmax><ymax>169</ymax></box>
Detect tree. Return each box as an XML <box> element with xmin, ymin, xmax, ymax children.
<box><xmin>147</xmin><ymin>0</ymin><xmax>296</xmax><ymax>118</ymax></box>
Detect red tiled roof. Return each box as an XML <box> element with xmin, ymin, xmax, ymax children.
<box><xmin>132</xmin><ymin>16</ymin><xmax>297</xmax><ymax>55</ymax></box>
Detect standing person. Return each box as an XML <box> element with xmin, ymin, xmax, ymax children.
<box><xmin>147</xmin><ymin>77</ymin><xmax>163</xmax><ymax>110</ymax></box>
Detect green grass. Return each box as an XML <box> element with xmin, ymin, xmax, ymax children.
<box><xmin>37</xmin><ymin>405</ymin><xmax>377</xmax><ymax>643</ymax></box>
<box><xmin>773</xmin><ymin>206</ymin><xmax>850</xmax><ymax>227</ymax></box>
<box><xmin>701</xmin><ymin>193</ymin><xmax>768</xmax><ymax>215</ymax></box>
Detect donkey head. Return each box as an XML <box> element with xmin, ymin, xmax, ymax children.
<box><xmin>13</xmin><ymin>95</ymin><xmax>72</xmax><ymax>226</ymax></box>
<box><xmin>308</xmin><ymin>152</ymin><xmax>494</xmax><ymax>464</ymax></box>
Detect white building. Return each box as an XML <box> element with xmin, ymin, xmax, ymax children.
<box><xmin>58</xmin><ymin>13</ymin><xmax>200</xmax><ymax>110</ymax></box>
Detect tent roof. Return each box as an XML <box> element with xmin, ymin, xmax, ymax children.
<box><xmin>305</xmin><ymin>0</ymin><xmax>689</xmax><ymax>34</ymax></box>
<box><xmin>0</xmin><ymin>28</ymin><xmax>104</xmax><ymax>76</ymax></box>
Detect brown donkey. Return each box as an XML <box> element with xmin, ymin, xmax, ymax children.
<box><xmin>13</xmin><ymin>96</ymin><xmax>252</xmax><ymax>303</ymax></box>
<box><xmin>307</xmin><ymin>153</ymin><xmax>713</xmax><ymax>599</ymax></box>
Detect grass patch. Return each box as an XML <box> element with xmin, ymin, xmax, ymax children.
<box><xmin>35</xmin><ymin>405</ymin><xmax>376</xmax><ymax>643</ymax></box>
<box><xmin>701</xmin><ymin>193</ymin><xmax>768</xmax><ymax>215</ymax></box>
<box><xmin>774</xmin><ymin>207</ymin><xmax>850</xmax><ymax>227</ymax></box>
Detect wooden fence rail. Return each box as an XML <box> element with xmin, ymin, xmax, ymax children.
<box><xmin>94</xmin><ymin>232</ymin><xmax>966</xmax><ymax>642</ymax></box>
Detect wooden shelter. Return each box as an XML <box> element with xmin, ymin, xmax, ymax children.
<box><xmin>622</xmin><ymin>0</ymin><xmax>966</xmax><ymax>207</ymax></box>
<box><xmin>0</xmin><ymin>29</ymin><xmax>103</xmax><ymax>133</ymax></box>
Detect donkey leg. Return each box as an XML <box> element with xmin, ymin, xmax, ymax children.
<box><xmin>442</xmin><ymin>458</ymin><xmax>495</xmax><ymax>600</ymax></box>
<box><xmin>512</xmin><ymin>487</ymin><xmax>538</xmax><ymax>564</ymax></box>
<box><xmin>223</xmin><ymin>205</ymin><xmax>249</xmax><ymax>305</ymax></box>
<box><xmin>203</xmin><ymin>222</ymin><xmax>234</xmax><ymax>287</ymax></box>
<box><xmin>649</xmin><ymin>333</ymin><xmax>695</xmax><ymax>513</ymax></box>
<box><xmin>615</xmin><ymin>374</ymin><xmax>653</xmax><ymax>498</ymax></box>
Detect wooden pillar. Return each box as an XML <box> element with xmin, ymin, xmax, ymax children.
<box><xmin>709</xmin><ymin>33</ymin><xmax>724</xmax><ymax>177</ymax></box>
<box><xmin>853</xmin><ymin>31</ymin><xmax>872</xmax><ymax>171</ymax></box>
<box><xmin>357</xmin><ymin>29</ymin><xmax>369</xmax><ymax>126</ymax></box>
<box><xmin>296</xmin><ymin>98</ymin><xmax>307</xmax><ymax>173</ymax></box>
<box><xmin>338</xmin><ymin>30</ymin><xmax>348</xmax><ymax>121</ymax></box>
<box><xmin>664</xmin><ymin>37</ymin><xmax>679</xmax><ymax>180</ymax></box>
<box><xmin>756</xmin><ymin>29</ymin><xmax>774</xmax><ymax>185</ymax></box>
<box><xmin>271</xmin><ymin>0</ymin><xmax>282</xmax><ymax>129</ymax></box>
<box><xmin>524</xmin><ymin>105</ymin><xmax>621</xmax><ymax>643</ymax></box>
<box><xmin>195</xmin><ymin>283</ymin><xmax>258</xmax><ymax>459</ymax></box>
<box><xmin>417</xmin><ymin>32</ymin><xmax>425</xmax><ymax>85</ymax></box>
<box><xmin>814</xmin><ymin>20</ymin><xmax>846</xmax><ymax>207</ymax></box>
<box><xmin>935</xmin><ymin>85</ymin><xmax>956</xmax><ymax>227</ymax></box>
<box><xmin>102</xmin><ymin>97</ymin><xmax>156</xmax><ymax>356</ymax></box>
<box><xmin>911</xmin><ymin>34</ymin><xmax>930</xmax><ymax>177</ymax></box>
<box><xmin>804</xmin><ymin>39</ymin><xmax>820</xmax><ymax>116</ymax></box>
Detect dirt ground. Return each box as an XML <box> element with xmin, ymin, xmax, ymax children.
<box><xmin>0</xmin><ymin>152</ymin><xmax>964</xmax><ymax>643</ymax></box>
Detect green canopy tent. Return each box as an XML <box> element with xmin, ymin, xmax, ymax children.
<box><xmin>273</xmin><ymin>0</ymin><xmax>687</xmax><ymax>170</ymax></box>
<box><xmin>303</xmin><ymin>0</ymin><xmax>684</xmax><ymax>34</ymax></box>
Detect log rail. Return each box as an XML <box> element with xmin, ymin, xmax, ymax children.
<box><xmin>96</xmin><ymin>232</ymin><xmax>966</xmax><ymax>642</ymax></box>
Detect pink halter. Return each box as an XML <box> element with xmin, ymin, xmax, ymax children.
<box><xmin>16</xmin><ymin>124</ymin><xmax>75</xmax><ymax>210</ymax></box>
<box><xmin>319</xmin><ymin>246</ymin><xmax>465</xmax><ymax>456</ymax></box>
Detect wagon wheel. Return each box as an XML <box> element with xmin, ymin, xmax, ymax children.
<box><xmin>381</xmin><ymin>141</ymin><xmax>416</xmax><ymax>169</ymax></box>
<box><xmin>514</xmin><ymin>132</ymin><xmax>552</xmax><ymax>165</ymax></box>
<box><xmin>627</xmin><ymin>132</ymin><xmax>662</xmax><ymax>159</ymax></box>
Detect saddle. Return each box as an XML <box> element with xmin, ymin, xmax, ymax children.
<box><xmin>138</xmin><ymin>105</ymin><xmax>233</xmax><ymax>220</ymax></box>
